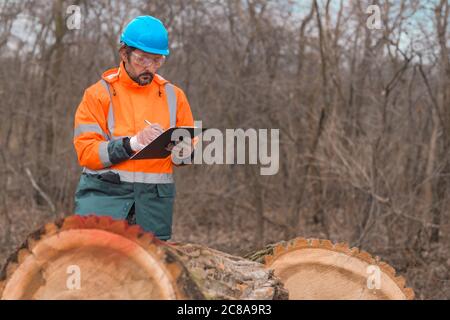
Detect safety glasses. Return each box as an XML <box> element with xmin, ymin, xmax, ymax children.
<box><xmin>131</xmin><ymin>51</ymin><xmax>166</xmax><ymax>68</ymax></box>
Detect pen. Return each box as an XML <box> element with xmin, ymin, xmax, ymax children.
<box><xmin>145</xmin><ymin>120</ymin><xmax>163</xmax><ymax>133</ymax></box>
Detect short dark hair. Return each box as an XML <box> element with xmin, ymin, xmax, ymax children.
<box><xmin>120</xmin><ymin>44</ymin><xmax>136</xmax><ymax>61</ymax></box>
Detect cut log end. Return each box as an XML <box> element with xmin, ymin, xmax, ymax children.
<box><xmin>258</xmin><ymin>238</ymin><xmax>415</xmax><ymax>300</ymax></box>
<box><xmin>0</xmin><ymin>215</ymin><xmax>203</xmax><ymax>300</ymax></box>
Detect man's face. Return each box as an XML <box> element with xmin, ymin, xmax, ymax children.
<box><xmin>121</xmin><ymin>48</ymin><xmax>165</xmax><ymax>86</ymax></box>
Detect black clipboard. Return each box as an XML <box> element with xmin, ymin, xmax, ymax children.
<box><xmin>130</xmin><ymin>127</ymin><xmax>207</xmax><ymax>160</ymax></box>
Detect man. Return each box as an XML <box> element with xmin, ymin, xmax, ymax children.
<box><xmin>73</xmin><ymin>15</ymin><xmax>195</xmax><ymax>240</ymax></box>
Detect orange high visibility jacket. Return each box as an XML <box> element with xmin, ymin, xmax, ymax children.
<box><xmin>73</xmin><ymin>61</ymin><xmax>194</xmax><ymax>183</ymax></box>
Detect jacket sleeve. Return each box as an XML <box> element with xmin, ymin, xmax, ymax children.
<box><xmin>73</xmin><ymin>87</ymin><xmax>131</xmax><ymax>170</ymax></box>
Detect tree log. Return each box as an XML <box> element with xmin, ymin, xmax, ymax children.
<box><xmin>0</xmin><ymin>215</ymin><xmax>414</xmax><ymax>300</ymax></box>
<box><xmin>245</xmin><ymin>238</ymin><xmax>415</xmax><ymax>300</ymax></box>
<box><xmin>0</xmin><ymin>215</ymin><xmax>286</xmax><ymax>300</ymax></box>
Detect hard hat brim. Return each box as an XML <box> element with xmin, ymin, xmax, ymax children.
<box><xmin>121</xmin><ymin>39</ymin><xmax>170</xmax><ymax>56</ymax></box>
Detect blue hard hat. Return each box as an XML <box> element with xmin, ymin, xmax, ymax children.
<box><xmin>120</xmin><ymin>16</ymin><xmax>169</xmax><ymax>56</ymax></box>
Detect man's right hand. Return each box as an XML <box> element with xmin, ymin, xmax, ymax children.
<box><xmin>130</xmin><ymin>123</ymin><xmax>164</xmax><ymax>152</ymax></box>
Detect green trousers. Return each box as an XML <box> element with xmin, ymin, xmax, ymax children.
<box><xmin>74</xmin><ymin>173</ymin><xmax>176</xmax><ymax>240</ymax></box>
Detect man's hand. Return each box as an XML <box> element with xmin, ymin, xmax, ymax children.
<box><xmin>130</xmin><ymin>123</ymin><xmax>164</xmax><ymax>152</ymax></box>
<box><xmin>168</xmin><ymin>136</ymin><xmax>199</xmax><ymax>160</ymax></box>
